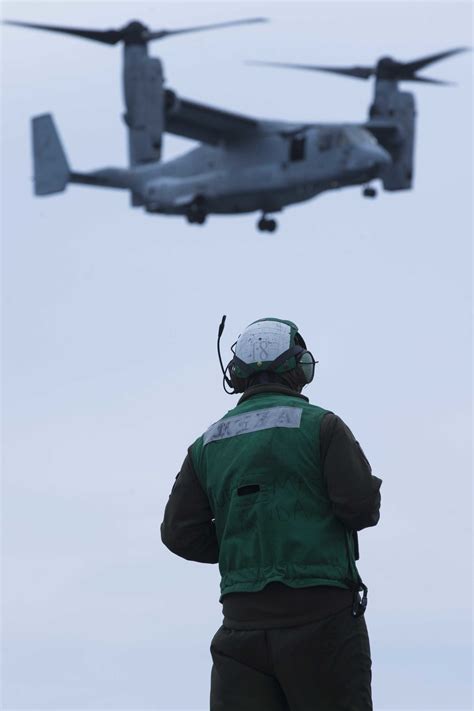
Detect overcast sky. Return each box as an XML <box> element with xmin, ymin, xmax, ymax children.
<box><xmin>1</xmin><ymin>1</ymin><xmax>472</xmax><ymax>709</ymax></box>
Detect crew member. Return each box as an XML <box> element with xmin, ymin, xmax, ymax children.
<box><xmin>161</xmin><ymin>316</ymin><xmax>382</xmax><ymax>710</ymax></box>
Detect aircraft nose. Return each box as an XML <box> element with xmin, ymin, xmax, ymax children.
<box><xmin>363</xmin><ymin>144</ymin><xmax>391</xmax><ymax>168</ymax></box>
<box><xmin>346</xmin><ymin>143</ymin><xmax>391</xmax><ymax>174</ymax></box>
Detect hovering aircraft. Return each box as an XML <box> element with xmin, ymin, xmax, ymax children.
<box><xmin>3</xmin><ymin>18</ymin><xmax>469</xmax><ymax>231</ymax></box>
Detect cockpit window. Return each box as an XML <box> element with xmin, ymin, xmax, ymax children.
<box><xmin>318</xmin><ymin>129</ymin><xmax>349</xmax><ymax>151</ymax></box>
<box><xmin>345</xmin><ymin>126</ymin><xmax>378</xmax><ymax>145</ymax></box>
<box><xmin>318</xmin><ymin>131</ymin><xmax>333</xmax><ymax>151</ymax></box>
<box><xmin>335</xmin><ymin>130</ymin><xmax>349</xmax><ymax>147</ymax></box>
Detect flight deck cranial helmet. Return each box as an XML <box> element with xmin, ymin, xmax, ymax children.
<box><xmin>217</xmin><ymin>316</ymin><xmax>317</xmax><ymax>394</ymax></box>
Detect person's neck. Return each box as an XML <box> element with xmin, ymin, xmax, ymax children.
<box><xmin>238</xmin><ymin>383</ymin><xmax>308</xmax><ymax>404</ymax></box>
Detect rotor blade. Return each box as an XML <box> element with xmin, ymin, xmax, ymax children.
<box><xmin>404</xmin><ymin>75</ymin><xmax>455</xmax><ymax>86</ymax></box>
<box><xmin>146</xmin><ymin>17</ymin><xmax>268</xmax><ymax>41</ymax></box>
<box><xmin>247</xmin><ymin>60</ymin><xmax>373</xmax><ymax>79</ymax></box>
<box><xmin>404</xmin><ymin>47</ymin><xmax>470</xmax><ymax>73</ymax></box>
<box><xmin>2</xmin><ymin>19</ymin><xmax>122</xmax><ymax>44</ymax></box>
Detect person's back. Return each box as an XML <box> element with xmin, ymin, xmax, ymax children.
<box><xmin>161</xmin><ymin>317</ymin><xmax>382</xmax><ymax>710</ymax></box>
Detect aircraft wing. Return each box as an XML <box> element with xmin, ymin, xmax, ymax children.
<box><xmin>165</xmin><ymin>91</ymin><xmax>259</xmax><ymax>145</ymax></box>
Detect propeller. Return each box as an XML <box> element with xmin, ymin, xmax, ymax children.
<box><xmin>3</xmin><ymin>17</ymin><xmax>268</xmax><ymax>46</ymax></box>
<box><xmin>248</xmin><ymin>47</ymin><xmax>470</xmax><ymax>85</ymax></box>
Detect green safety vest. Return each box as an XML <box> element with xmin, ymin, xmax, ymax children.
<box><xmin>191</xmin><ymin>392</ymin><xmax>360</xmax><ymax>602</ymax></box>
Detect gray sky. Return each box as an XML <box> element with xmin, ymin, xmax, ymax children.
<box><xmin>1</xmin><ymin>1</ymin><xmax>472</xmax><ymax>709</ymax></box>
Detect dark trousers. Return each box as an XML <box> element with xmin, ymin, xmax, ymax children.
<box><xmin>210</xmin><ymin>606</ymin><xmax>373</xmax><ymax>711</ymax></box>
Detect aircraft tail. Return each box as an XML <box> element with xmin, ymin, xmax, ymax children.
<box><xmin>32</xmin><ymin>113</ymin><xmax>70</xmax><ymax>195</ymax></box>
<box><xmin>32</xmin><ymin>113</ymin><xmax>136</xmax><ymax>197</ymax></box>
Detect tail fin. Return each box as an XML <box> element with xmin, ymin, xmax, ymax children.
<box><xmin>32</xmin><ymin>113</ymin><xmax>70</xmax><ymax>195</ymax></box>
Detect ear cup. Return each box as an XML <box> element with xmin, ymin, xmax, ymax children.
<box><xmin>297</xmin><ymin>351</ymin><xmax>316</xmax><ymax>384</ymax></box>
<box><xmin>227</xmin><ymin>361</ymin><xmax>247</xmax><ymax>393</ymax></box>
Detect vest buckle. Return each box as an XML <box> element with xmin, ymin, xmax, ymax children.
<box><xmin>345</xmin><ymin>578</ymin><xmax>368</xmax><ymax>617</ymax></box>
<box><xmin>352</xmin><ymin>582</ymin><xmax>368</xmax><ymax>617</ymax></box>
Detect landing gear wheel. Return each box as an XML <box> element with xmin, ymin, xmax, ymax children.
<box><xmin>363</xmin><ymin>186</ymin><xmax>377</xmax><ymax>198</ymax></box>
<box><xmin>257</xmin><ymin>216</ymin><xmax>278</xmax><ymax>233</ymax></box>
<box><xmin>186</xmin><ymin>197</ymin><xmax>207</xmax><ymax>225</ymax></box>
<box><xmin>186</xmin><ymin>210</ymin><xmax>207</xmax><ymax>225</ymax></box>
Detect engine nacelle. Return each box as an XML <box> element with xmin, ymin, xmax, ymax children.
<box><xmin>369</xmin><ymin>81</ymin><xmax>416</xmax><ymax>191</ymax></box>
<box><xmin>123</xmin><ymin>47</ymin><xmax>164</xmax><ymax>168</ymax></box>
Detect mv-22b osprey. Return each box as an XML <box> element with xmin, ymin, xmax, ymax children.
<box><xmin>4</xmin><ymin>18</ymin><xmax>468</xmax><ymax>231</ymax></box>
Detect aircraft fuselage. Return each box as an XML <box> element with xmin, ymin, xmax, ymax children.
<box><xmin>139</xmin><ymin>123</ymin><xmax>391</xmax><ymax>217</ymax></box>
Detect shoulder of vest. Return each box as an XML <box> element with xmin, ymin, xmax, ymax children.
<box><xmin>304</xmin><ymin>402</ymin><xmax>331</xmax><ymax>416</ymax></box>
<box><xmin>242</xmin><ymin>395</ymin><xmax>329</xmax><ymax>414</ymax></box>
